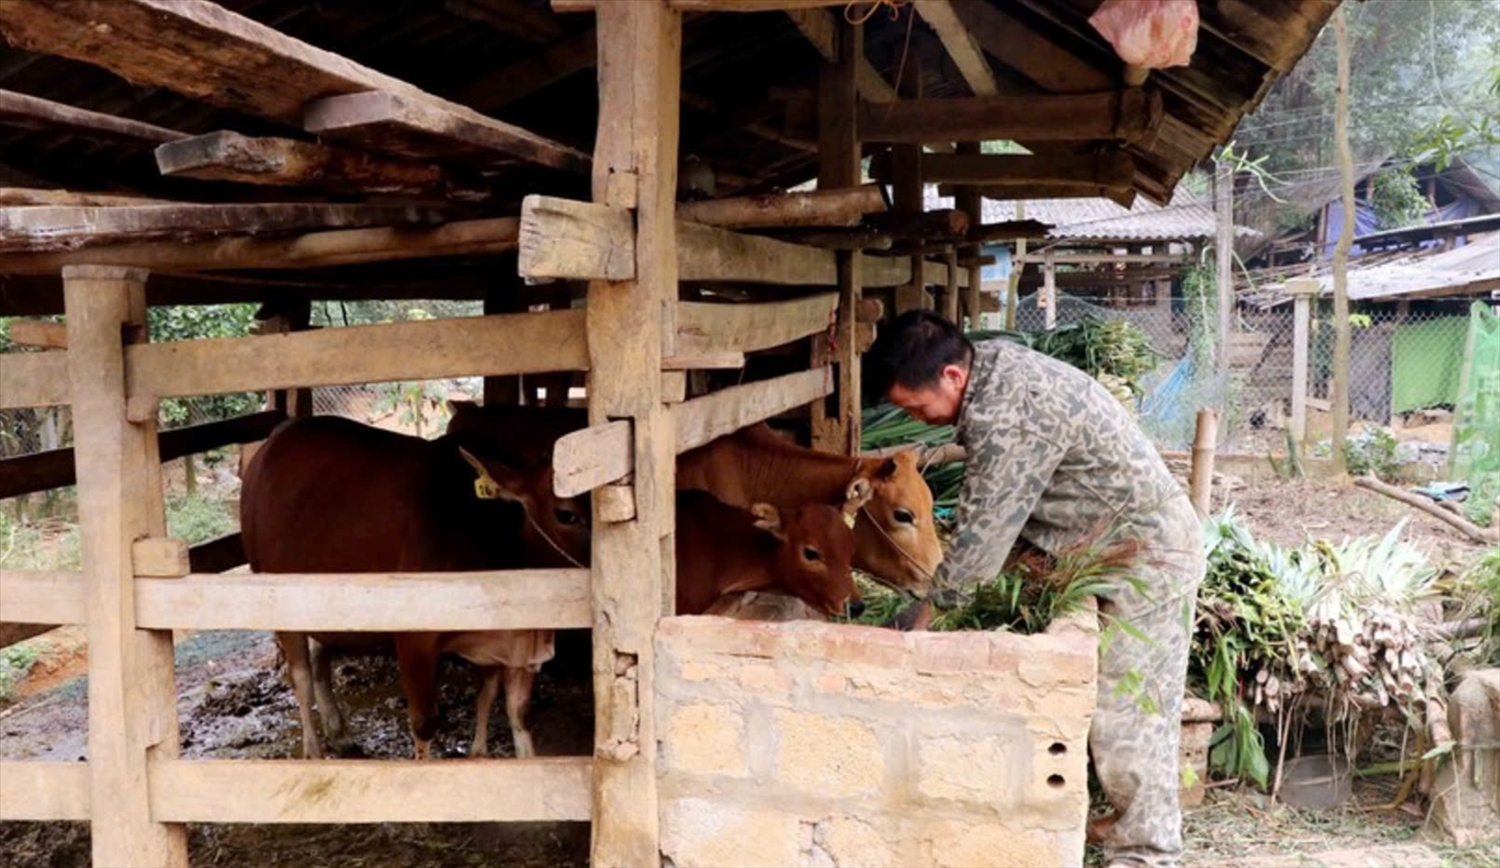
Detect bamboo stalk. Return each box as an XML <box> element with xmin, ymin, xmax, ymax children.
<box><xmin>1352</xmin><ymin>474</ymin><xmax>1499</xmax><ymax>544</ymax></box>
<box><xmin>1330</xmin><ymin>7</ymin><xmax>1355</xmax><ymax>475</ymax></box>
<box><xmin>1189</xmin><ymin>409</ymin><xmax>1219</xmax><ymax>518</ymax></box>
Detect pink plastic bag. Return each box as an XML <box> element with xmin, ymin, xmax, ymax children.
<box><xmin>1088</xmin><ymin>0</ymin><xmax>1199</xmax><ymax>70</ymax></box>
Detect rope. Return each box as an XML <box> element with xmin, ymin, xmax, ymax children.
<box><xmin>525</xmin><ymin>512</ymin><xmax>587</xmax><ymax>569</ymax></box>
<box><xmin>843</xmin><ymin>0</ymin><xmax>910</xmax><ymax>25</ymax></box>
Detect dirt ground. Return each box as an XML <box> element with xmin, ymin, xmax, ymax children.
<box><xmin>1</xmin><ymin>470</ymin><xmax>1494</xmax><ymax>867</ymax></box>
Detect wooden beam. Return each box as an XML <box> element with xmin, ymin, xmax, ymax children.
<box><xmin>0</xmin><ymin>0</ymin><xmax>579</xmax><ymax>176</ymax></box>
<box><xmin>552</xmin><ymin>421</ymin><xmax>632</xmax><ymax>498</ymax></box>
<box><xmin>6</xmin><ymin>318</ymin><xmax>68</xmax><ymax>348</ymax></box>
<box><xmin>674</xmin><ymin>367</ymin><xmax>832</xmax><ymax>454</ymax></box>
<box><xmin>676</xmin><ymin>293</ymin><xmax>836</xmax><ymax>355</ymax></box>
<box><xmin>0</xmin><ymin>88</ymin><xmax>185</xmax><ymax>144</ymax></box>
<box><xmin>0</xmin><ymin>410</ymin><xmax>285</xmax><ymax>500</ymax></box>
<box><xmin>586</xmin><ymin>2</ymin><xmax>677</xmax><ymax>861</ymax></box>
<box><xmin>125</xmin><ymin>310</ymin><xmax>586</xmax><ymax>401</ymax></box>
<box><xmin>131</xmin><ymin>538</ymin><xmax>191</xmax><ymax>579</ymax></box>
<box><xmin>874</xmin><ymin>151</ymin><xmax>1136</xmax><ymax>188</ymax></box>
<box><xmin>458</xmin><ymin>27</ymin><xmax>598</xmax><ymax>110</ymax></box>
<box><xmin>446</xmin><ymin>0</ymin><xmax>566</xmax><ymax>43</ymax></box>
<box><xmin>943</xmin><ymin>182</ymin><xmax>1137</xmax><ymax>207</ymax></box>
<box><xmin>0</xmin><ymin>188</ymin><xmax>170</xmax><ymax>207</ymax></box>
<box><xmin>154</xmin><ymin>131</ymin><xmax>487</xmax><ymax>200</ymax></box>
<box><xmin>187</xmin><ymin>533</ymin><xmax>246</xmax><ymax>575</ymax></box>
<box><xmin>0</xmin><ymin>217</ymin><xmax>520</xmax><ymax>274</ymax></box>
<box><xmin>948</xmin><ymin>1</ymin><xmax>1112</xmax><ymax>94</ymax></box>
<box><xmin>134</xmin><ymin>569</ymin><xmax>591</xmax><ymax>631</ymax></box>
<box><xmin>304</xmin><ymin>90</ymin><xmax>588</xmax><ymax>174</ymax></box>
<box><xmin>1016</xmin><ymin>252</ymin><xmax>1188</xmax><ymax>265</ymax></box>
<box><xmin>149</xmin><ymin>758</ymin><xmax>592</xmax><ymax>823</ymax></box>
<box><xmin>0</xmin><ymin>350</ymin><xmax>69</xmax><ymax>409</ymax></box>
<box><xmin>519</xmin><ymin>196</ymin><xmax>635</xmax><ymax>281</ymax></box>
<box><xmin>0</xmin><ymin>570</ymin><xmax>85</xmax><ymax>626</ymax></box>
<box><xmin>969</xmin><ymin>219</ymin><xmax>1053</xmax><ymax>243</ymax></box>
<box><xmin>764</xmin><ymin>229</ymin><xmax>893</xmax><ymax>251</ymax></box>
<box><xmin>63</xmin><ymin>265</ymin><xmax>187</xmax><ymax>865</ymax></box>
<box><xmin>677</xmin><ymin>185</ymin><xmax>885</xmax><ymax>228</ymax></box>
<box><xmin>0</xmin><ymin>761</ymin><xmax>89</xmax><ymax>821</ymax></box>
<box><xmin>0</xmin><ymin>203</ymin><xmax>449</xmax><ymax>253</ymax></box>
<box><xmin>0</xmin><ymin>623</ymin><xmax>59</xmax><ymax>649</ymax></box>
<box><xmin>858</xmin><ymin>88</ymin><xmax>1163</xmax><ymax>143</ymax></box>
<box><xmin>677</xmin><ymin>220</ymin><xmax>838</xmax><ymax>284</ymax></box>
<box><xmin>783</xmin><ymin>9</ymin><xmax>899</xmax><ymax>104</ymax></box>
<box><xmin>913</xmin><ymin>1</ymin><xmax>998</xmax><ymax>97</ymax></box>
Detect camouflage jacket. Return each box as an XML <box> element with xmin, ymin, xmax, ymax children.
<box><xmin>932</xmin><ymin>338</ymin><xmax>1198</xmax><ymax>592</ymax></box>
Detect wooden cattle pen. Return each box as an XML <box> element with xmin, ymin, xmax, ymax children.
<box><xmin>0</xmin><ymin>1</ymin><xmax>1334</xmax><ymax>865</ymax></box>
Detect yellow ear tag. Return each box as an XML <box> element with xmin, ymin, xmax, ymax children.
<box><xmin>458</xmin><ymin>447</ymin><xmax>503</xmax><ymax>500</ymax></box>
<box><xmin>842</xmin><ymin>511</ymin><xmax>857</xmax><ymax>530</ymax></box>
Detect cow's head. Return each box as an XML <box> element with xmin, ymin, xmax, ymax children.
<box><xmin>745</xmin><ymin>502</ymin><xmax>856</xmax><ymax>616</ymax></box>
<box><xmin>457</xmin><ymin>447</ymin><xmax>591</xmax><ymax>568</ymax></box>
<box><xmin>847</xmin><ymin>450</ymin><xmax>942</xmax><ymax>596</ymax></box>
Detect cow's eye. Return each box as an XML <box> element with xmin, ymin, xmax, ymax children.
<box><xmin>555</xmin><ymin>508</ymin><xmax>581</xmax><ymax>526</ymax></box>
<box><xmin>893</xmin><ymin>508</ymin><xmax>916</xmax><ymax>524</ymax></box>
<box><xmin>802</xmin><ymin>546</ymin><xmax>822</xmax><ymax>562</ymax></box>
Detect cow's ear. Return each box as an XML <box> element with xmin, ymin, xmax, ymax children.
<box><xmin>448</xmin><ymin>399</ymin><xmax>475</xmax><ymax>418</ymax></box>
<box><xmin>876</xmin><ymin>457</ymin><xmax>900</xmax><ymax>479</ymax></box>
<box><xmin>457</xmin><ymin>446</ymin><xmax>523</xmax><ymax>502</ymax></box>
<box><xmin>843</xmin><ymin>477</ymin><xmax>873</xmax><ymax>516</ymax></box>
<box><xmin>749</xmin><ymin>503</ymin><xmax>785</xmax><ymax>541</ymax></box>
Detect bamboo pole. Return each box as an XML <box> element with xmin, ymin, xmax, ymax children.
<box><xmin>1352</xmin><ymin>475</ymin><xmax>1498</xmax><ymax>545</ymax></box>
<box><xmin>1288</xmin><ymin>278</ymin><xmax>1317</xmax><ymax>443</ymax></box>
<box><xmin>1189</xmin><ymin>408</ymin><xmax>1219</xmax><ymax>518</ymax></box>
<box><xmin>1330</xmin><ymin>6</ymin><xmax>1354</xmax><ymax>475</ymax></box>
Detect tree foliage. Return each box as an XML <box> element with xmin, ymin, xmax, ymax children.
<box><xmin>148</xmin><ymin>304</ymin><xmax>260</xmax><ymax>427</ymax></box>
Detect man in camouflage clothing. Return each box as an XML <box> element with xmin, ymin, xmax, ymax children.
<box><xmin>868</xmin><ymin>311</ymin><xmax>1205</xmax><ymax>868</ymax></box>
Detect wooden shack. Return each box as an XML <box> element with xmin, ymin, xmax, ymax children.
<box><xmin>0</xmin><ymin>1</ymin><xmax>1336</xmax><ymax>865</ymax></box>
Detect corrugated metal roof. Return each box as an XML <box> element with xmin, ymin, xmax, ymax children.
<box><xmin>923</xmin><ymin>184</ymin><xmax>1256</xmax><ymax>242</ymax></box>
<box><xmin>1255</xmin><ymin>231</ymin><xmax>1500</xmax><ymax>307</ymax></box>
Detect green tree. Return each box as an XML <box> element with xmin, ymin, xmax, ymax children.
<box><xmin>147</xmin><ymin>304</ymin><xmax>261</xmax><ymax>428</ymax></box>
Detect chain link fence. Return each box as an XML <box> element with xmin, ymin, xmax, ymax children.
<box><xmin>998</xmin><ymin>289</ymin><xmax>1487</xmax><ymax>470</ymax></box>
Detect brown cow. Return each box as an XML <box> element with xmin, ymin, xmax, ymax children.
<box><xmin>447</xmin><ymin>402</ymin><xmax>942</xmax><ymax>595</ymax></box>
<box><xmin>674</xmin><ymin>485</ymin><xmax>864</xmax><ymax>617</ymax></box>
<box><xmin>240</xmin><ymin>415</ymin><xmax>590</xmax><ymax>760</ymax></box>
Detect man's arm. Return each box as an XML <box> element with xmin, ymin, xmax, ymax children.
<box><xmin>932</xmin><ymin>405</ymin><xmax>1068</xmax><ymax>592</ymax></box>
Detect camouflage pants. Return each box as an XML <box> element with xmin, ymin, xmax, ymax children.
<box><xmin>1091</xmin><ymin>497</ymin><xmax>1205</xmax><ymax>868</ymax></box>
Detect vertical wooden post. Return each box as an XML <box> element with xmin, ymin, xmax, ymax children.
<box><xmin>483</xmin><ymin>283</ymin><xmax>523</xmax><ymax>405</ymax></box>
<box><xmin>813</xmin><ymin>14</ymin><xmax>862</xmax><ymax>453</ymax></box>
<box><xmin>64</xmin><ymin>265</ymin><xmax>188</xmax><ymax>867</ymax></box>
<box><xmin>1330</xmin><ymin>4</ymin><xmax>1355</xmax><ymax>475</ymax></box>
<box><xmin>941</xmin><ymin>247</ymin><xmax>960</xmax><ymax>323</ymax></box>
<box><xmin>1189</xmin><ymin>407</ymin><xmax>1219</xmax><ymax>518</ymax></box>
<box><xmin>1042</xmin><ymin>249</ymin><xmax>1057</xmax><ymax>330</ymax></box>
<box><xmin>1005</xmin><ymin>201</ymin><xmax>1024</xmax><ymax>330</ymax></box>
<box><xmin>1215</xmin><ymin>160</ymin><xmax>1234</xmax><ymax>377</ymax></box>
<box><xmin>955</xmin><ymin>143</ymin><xmax>982</xmax><ymax>329</ymax></box>
<box><xmin>587</xmin><ymin>2</ymin><xmax>679</xmax><ymax>864</ymax></box>
<box><xmin>892</xmin><ymin>60</ymin><xmax>927</xmax><ymax>316</ymax></box>
<box><xmin>1288</xmin><ymin>278</ymin><xmax>1317</xmax><ymax>444</ymax></box>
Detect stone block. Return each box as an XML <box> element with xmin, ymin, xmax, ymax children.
<box><xmin>660</xmin><ymin>797</ymin><xmax>803</xmax><ymax>868</ymax></box>
<box><xmin>922</xmin><ymin>819</ymin><xmax>1076</xmax><ymax>868</ymax></box>
<box><xmin>916</xmin><ymin>734</ymin><xmax>1023</xmax><ymax>807</ymax></box>
<box><xmin>816</xmin><ymin>814</ymin><xmax>899</xmax><ymax>868</ymax></box>
<box><xmin>662</xmin><ymin>702</ymin><xmax>747</xmax><ymax>777</ymax></box>
<box><xmin>771</xmin><ymin>708</ymin><xmax>884</xmax><ymax>798</ymax></box>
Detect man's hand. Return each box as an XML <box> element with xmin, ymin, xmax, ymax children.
<box><xmin>928</xmin><ymin>587</ymin><xmax>971</xmax><ymax>610</ymax></box>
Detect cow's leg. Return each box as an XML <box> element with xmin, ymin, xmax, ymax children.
<box><xmin>470</xmin><ymin>666</ymin><xmax>503</xmax><ymax>758</ymax></box>
<box><xmin>394</xmin><ymin>633</ymin><xmax>442</xmax><ymax>760</ymax></box>
<box><xmin>276</xmin><ymin>631</ymin><xmax>322</xmax><ymax>759</ymax></box>
<box><xmin>503</xmin><ymin>665</ymin><xmax>538</xmax><ymax>758</ymax></box>
<box><xmin>309</xmin><ymin>638</ymin><xmax>346</xmax><ymax>744</ymax></box>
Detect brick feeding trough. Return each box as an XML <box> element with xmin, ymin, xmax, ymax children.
<box><xmin>654</xmin><ymin>605</ymin><xmax>1100</xmax><ymax>868</ymax></box>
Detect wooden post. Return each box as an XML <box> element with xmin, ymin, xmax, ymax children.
<box><xmin>1189</xmin><ymin>407</ymin><xmax>1218</xmax><ymax>518</ymax></box>
<box><xmin>891</xmin><ymin>60</ymin><xmax>928</xmax><ymax>315</ymax></box>
<box><xmin>586</xmin><ymin>2</ymin><xmax>678</xmax><ymax>864</ymax></box>
<box><xmin>1042</xmin><ymin>248</ymin><xmax>1057</xmax><ymax>330</ymax></box>
<box><xmin>63</xmin><ymin>265</ymin><xmax>188</xmax><ymax>866</ymax></box>
<box><xmin>1330</xmin><ymin>5</ymin><xmax>1354</xmax><ymax>475</ymax></box>
<box><xmin>955</xmin><ymin>143</ymin><xmax>982</xmax><ymax>329</ymax></box>
<box><xmin>1215</xmin><ymin>159</ymin><xmax>1233</xmax><ymax>376</ymax></box>
<box><xmin>811</xmin><ymin>14</ymin><xmax>862</xmax><ymax>453</ymax></box>
<box><xmin>1288</xmin><ymin>278</ymin><xmax>1317</xmax><ymax>444</ymax></box>
<box><xmin>483</xmin><ymin>284</ymin><xmax>523</xmax><ymax>405</ymax></box>
<box><xmin>1006</xmin><ymin>201</ymin><xmax>1024</xmax><ymax>330</ymax></box>
<box><xmin>942</xmin><ymin>247</ymin><xmax>960</xmax><ymax>323</ymax></box>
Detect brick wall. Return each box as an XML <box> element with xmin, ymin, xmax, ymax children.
<box><xmin>654</xmin><ymin>607</ymin><xmax>1099</xmax><ymax>868</ymax></box>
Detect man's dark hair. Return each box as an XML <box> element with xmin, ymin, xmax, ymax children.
<box><xmin>865</xmin><ymin>310</ymin><xmax>974</xmax><ymax>399</ymax></box>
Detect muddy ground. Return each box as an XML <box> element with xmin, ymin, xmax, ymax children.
<box><xmin>1</xmin><ymin>470</ymin><xmax>1493</xmax><ymax>867</ymax></box>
